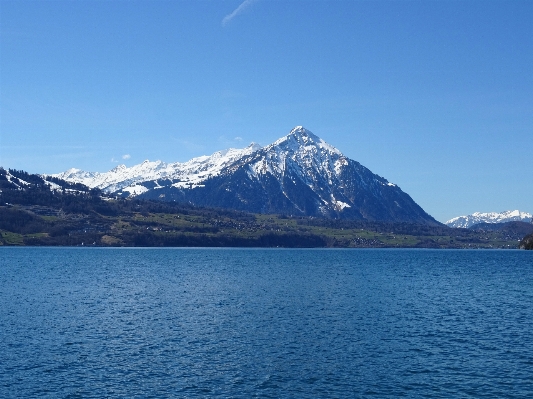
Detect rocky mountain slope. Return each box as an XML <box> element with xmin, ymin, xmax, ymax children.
<box><xmin>53</xmin><ymin>127</ymin><xmax>439</xmax><ymax>225</ymax></box>
<box><xmin>446</xmin><ymin>210</ymin><xmax>532</xmax><ymax>228</ymax></box>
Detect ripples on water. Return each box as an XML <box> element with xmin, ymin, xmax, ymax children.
<box><xmin>1</xmin><ymin>248</ymin><xmax>532</xmax><ymax>398</ymax></box>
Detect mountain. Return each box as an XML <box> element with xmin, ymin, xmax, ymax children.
<box><xmin>0</xmin><ymin>167</ymin><xmax>523</xmax><ymax>249</ymax></box>
<box><xmin>1</xmin><ymin>167</ymin><xmax>92</xmax><ymax>195</ymax></box>
<box><xmin>468</xmin><ymin>221</ymin><xmax>533</xmax><ymax>241</ymax></box>
<box><xmin>445</xmin><ymin>210</ymin><xmax>533</xmax><ymax>228</ymax></box>
<box><xmin>52</xmin><ymin>126</ymin><xmax>439</xmax><ymax>225</ymax></box>
<box><xmin>54</xmin><ymin>143</ymin><xmax>262</xmax><ymax>195</ymax></box>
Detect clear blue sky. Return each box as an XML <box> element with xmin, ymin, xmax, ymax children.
<box><xmin>1</xmin><ymin>0</ymin><xmax>532</xmax><ymax>222</ymax></box>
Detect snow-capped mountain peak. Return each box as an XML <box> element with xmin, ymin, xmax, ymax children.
<box><xmin>446</xmin><ymin>210</ymin><xmax>533</xmax><ymax>228</ymax></box>
<box><xmin>245</xmin><ymin>127</ymin><xmax>346</xmax><ymax>186</ymax></box>
<box><xmin>50</xmin><ymin>126</ymin><xmax>438</xmax><ymax>224</ymax></box>
<box><xmin>111</xmin><ymin>164</ymin><xmax>127</xmax><ymax>173</ymax></box>
<box><xmin>271</xmin><ymin>126</ymin><xmax>342</xmax><ymax>156</ymax></box>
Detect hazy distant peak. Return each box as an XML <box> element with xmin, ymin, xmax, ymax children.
<box><xmin>446</xmin><ymin>210</ymin><xmax>533</xmax><ymax>228</ymax></box>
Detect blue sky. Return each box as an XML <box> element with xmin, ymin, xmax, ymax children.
<box><xmin>1</xmin><ymin>0</ymin><xmax>531</xmax><ymax>222</ymax></box>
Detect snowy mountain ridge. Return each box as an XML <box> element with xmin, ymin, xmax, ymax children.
<box><xmin>446</xmin><ymin>210</ymin><xmax>533</xmax><ymax>228</ymax></box>
<box><xmin>51</xmin><ymin>126</ymin><xmax>439</xmax><ymax>224</ymax></box>
<box><xmin>52</xmin><ymin>126</ymin><xmax>349</xmax><ymax>196</ymax></box>
<box><xmin>53</xmin><ymin>142</ymin><xmax>262</xmax><ymax>195</ymax></box>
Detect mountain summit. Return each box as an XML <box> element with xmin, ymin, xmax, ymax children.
<box><xmin>53</xmin><ymin>127</ymin><xmax>439</xmax><ymax>224</ymax></box>
<box><xmin>446</xmin><ymin>210</ymin><xmax>533</xmax><ymax>228</ymax></box>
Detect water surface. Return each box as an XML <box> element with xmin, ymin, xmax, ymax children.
<box><xmin>1</xmin><ymin>248</ymin><xmax>532</xmax><ymax>398</ymax></box>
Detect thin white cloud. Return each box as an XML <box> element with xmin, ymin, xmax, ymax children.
<box><xmin>222</xmin><ymin>0</ymin><xmax>257</xmax><ymax>27</ymax></box>
<box><xmin>122</xmin><ymin>154</ymin><xmax>131</xmax><ymax>160</ymax></box>
<box><xmin>217</xmin><ymin>135</ymin><xmax>247</xmax><ymax>148</ymax></box>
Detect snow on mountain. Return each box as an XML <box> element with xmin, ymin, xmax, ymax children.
<box><xmin>240</xmin><ymin>126</ymin><xmax>393</xmax><ymax>215</ymax></box>
<box><xmin>52</xmin><ymin>143</ymin><xmax>262</xmax><ymax>193</ymax></box>
<box><xmin>1</xmin><ymin>167</ymin><xmax>92</xmax><ymax>195</ymax></box>
<box><xmin>247</xmin><ymin>126</ymin><xmax>343</xmax><ymax>181</ymax></box>
<box><xmin>446</xmin><ymin>210</ymin><xmax>533</xmax><ymax>228</ymax></box>
<box><xmin>4</xmin><ymin>170</ymin><xmax>30</xmax><ymax>189</ymax></box>
<box><xmin>52</xmin><ymin>126</ymin><xmax>439</xmax><ymax>224</ymax></box>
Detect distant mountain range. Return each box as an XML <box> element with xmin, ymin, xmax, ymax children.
<box><xmin>445</xmin><ymin>210</ymin><xmax>533</xmax><ymax>228</ymax></box>
<box><xmin>53</xmin><ymin>126</ymin><xmax>439</xmax><ymax>225</ymax></box>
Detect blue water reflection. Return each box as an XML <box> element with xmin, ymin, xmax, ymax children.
<box><xmin>1</xmin><ymin>248</ymin><xmax>532</xmax><ymax>398</ymax></box>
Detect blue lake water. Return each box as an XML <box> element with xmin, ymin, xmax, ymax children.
<box><xmin>1</xmin><ymin>248</ymin><xmax>532</xmax><ymax>398</ymax></box>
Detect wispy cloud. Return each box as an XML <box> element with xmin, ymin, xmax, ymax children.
<box><xmin>234</xmin><ymin>136</ymin><xmax>243</xmax><ymax>142</ymax></box>
<box><xmin>222</xmin><ymin>0</ymin><xmax>258</xmax><ymax>27</ymax></box>
<box><xmin>112</xmin><ymin>154</ymin><xmax>131</xmax><ymax>163</ymax></box>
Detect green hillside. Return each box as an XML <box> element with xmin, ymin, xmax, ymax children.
<box><xmin>0</xmin><ymin>167</ymin><xmax>525</xmax><ymax>248</ymax></box>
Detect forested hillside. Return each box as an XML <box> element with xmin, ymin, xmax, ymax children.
<box><xmin>520</xmin><ymin>233</ymin><xmax>533</xmax><ymax>250</ymax></box>
<box><xmin>0</xmin><ymin>167</ymin><xmax>528</xmax><ymax>248</ymax></box>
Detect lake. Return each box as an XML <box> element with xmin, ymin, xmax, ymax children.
<box><xmin>1</xmin><ymin>248</ymin><xmax>532</xmax><ymax>398</ymax></box>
